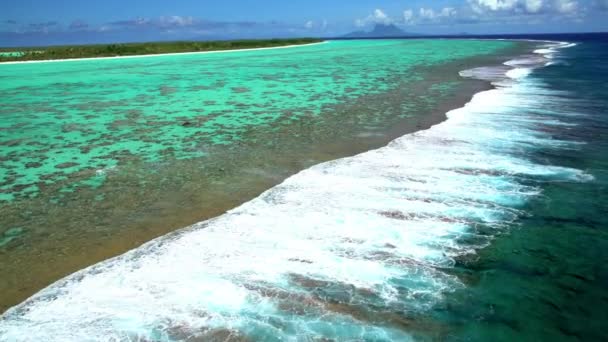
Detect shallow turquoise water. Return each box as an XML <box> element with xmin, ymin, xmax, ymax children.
<box><xmin>0</xmin><ymin>40</ymin><xmax>511</xmax><ymax>202</ymax></box>
<box><xmin>0</xmin><ymin>39</ymin><xmax>517</xmax><ymax>313</ymax></box>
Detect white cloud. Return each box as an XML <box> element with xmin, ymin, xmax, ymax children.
<box><xmin>354</xmin><ymin>0</ymin><xmax>583</xmax><ymax>30</ymax></box>
<box><xmin>442</xmin><ymin>7</ymin><xmax>459</xmax><ymax>17</ymax></box>
<box><xmin>401</xmin><ymin>7</ymin><xmax>457</xmax><ymax>25</ymax></box>
<box><xmin>133</xmin><ymin>17</ymin><xmax>151</xmax><ymax>25</ymax></box>
<box><xmin>403</xmin><ymin>10</ymin><xmax>414</xmax><ymax>24</ymax></box>
<box><xmin>373</xmin><ymin>9</ymin><xmax>391</xmax><ymax>24</ymax></box>
<box><xmin>526</xmin><ymin>0</ymin><xmax>544</xmax><ymax>13</ymax></box>
<box><xmin>355</xmin><ymin>8</ymin><xmax>393</xmax><ymax>27</ymax></box>
<box><xmin>467</xmin><ymin>0</ymin><xmax>579</xmax><ymax>15</ymax></box>
<box><xmin>419</xmin><ymin>7</ymin><xmax>457</xmax><ymax>20</ymax></box>
<box><xmin>159</xmin><ymin>16</ymin><xmax>195</xmax><ymax>27</ymax></box>
<box><xmin>303</xmin><ymin>19</ymin><xmax>328</xmax><ymax>31</ymax></box>
<box><xmin>469</xmin><ymin>0</ymin><xmax>519</xmax><ymax>13</ymax></box>
<box><xmin>554</xmin><ymin>0</ymin><xmax>578</xmax><ymax>13</ymax></box>
<box><xmin>419</xmin><ymin>8</ymin><xmax>435</xmax><ymax>20</ymax></box>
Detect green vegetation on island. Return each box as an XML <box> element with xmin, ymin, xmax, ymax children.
<box><xmin>0</xmin><ymin>38</ymin><xmax>323</xmax><ymax>62</ymax></box>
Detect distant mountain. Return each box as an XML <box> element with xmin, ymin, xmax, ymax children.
<box><xmin>342</xmin><ymin>24</ymin><xmax>419</xmax><ymax>38</ymax></box>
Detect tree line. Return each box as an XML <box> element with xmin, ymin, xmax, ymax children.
<box><xmin>0</xmin><ymin>38</ymin><xmax>322</xmax><ymax>62</ymax></box>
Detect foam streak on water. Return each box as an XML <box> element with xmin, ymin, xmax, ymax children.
<box><xmin>0</xmin><ymin>42</ymin><xmax>590</xmax><ymax>341</ymax></box>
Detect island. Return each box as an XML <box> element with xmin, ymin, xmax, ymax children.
<box><xmin>0</xmin><ymin>38</ymin><xmax>322</xmax><ymax>62</ymax></box>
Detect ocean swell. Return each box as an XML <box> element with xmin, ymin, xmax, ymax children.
<box><xmin>0</xmin><ymin>41</ymin><xmax>590</xmax><ymax>341</ymax></box>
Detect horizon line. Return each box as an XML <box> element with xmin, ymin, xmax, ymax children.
<box><xmin>1</xmin><ymin>31</ymin><xmax>607</xmax><ymax>49</ymax></box>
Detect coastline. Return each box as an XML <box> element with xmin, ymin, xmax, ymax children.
<box><xmin>0</xmin><ymin>41</ymin><xmax>328</xmax><ymax>65</ymax></box>
<box><xmin>0</xmin><ymin>40</ymin><xmax>533</xmax><ymax>314</ymax></box>
<box><xmin>1</xmin><ymin>39</ymin><xmax>584</xmax><ymax>340</ymax></box>
<box><xmin>435</xmin><ymin>38</ymin><xmax>606</xmax><ymax>340</ymax></box>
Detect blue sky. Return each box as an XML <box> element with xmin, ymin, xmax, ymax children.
<box><xmin>1</xmin><ymin>0</ymin><xmax>607</xmax><ymax>46</ymax></box>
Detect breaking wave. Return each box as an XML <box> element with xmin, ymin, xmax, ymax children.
<box><xmin>0</xmin><ymin>41</ymin><xmax>589</xmax><ymax>341</ymax></box>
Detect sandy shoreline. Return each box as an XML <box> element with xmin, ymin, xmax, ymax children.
<box><xmin>0</xmin><ymin>41</ymin><xmax>328</xmax><ymax>65</ymax></box>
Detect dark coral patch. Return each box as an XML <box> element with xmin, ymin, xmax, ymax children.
<box><xmin>55</xmin><ymin>162</ymin><xmax>79</xmax><ymax>169</ymax></box>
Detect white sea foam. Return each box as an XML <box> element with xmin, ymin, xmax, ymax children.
<box><xmin>505</xmin><ymin>67</ymin><xmax>532</xmax><ymax>79</ymax></box>
<box><xmin>0</xmin><ymin>42</ymin><xmax>588</xmax><ymax>341</ymax></box>
<box><xmin>504</xmin><ymin>55</ymin><xmax>547</xmax><ymax>67</ymax></box>
<box><xmin>534</xmin><ymin>41</ymin><xmax>577</xmax><ymax>60</ymax></box>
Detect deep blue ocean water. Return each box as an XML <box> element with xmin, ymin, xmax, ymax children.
<box><xmin>0</xmin><ymin>34</ymin><xmax>607</xmax><ymax>341</ymax></box>
<box><xmin>437</xmin><ymin>33</ymin><xmax>608</xmax><ymax>341</ymax></box>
